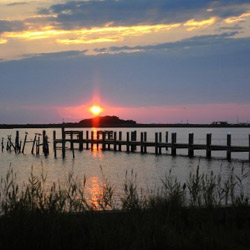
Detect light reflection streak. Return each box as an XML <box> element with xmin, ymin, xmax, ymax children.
<box><xmin>87</xmin><ymin>176</ymin><xmax>103</xmax><ymax>209</ymax></box>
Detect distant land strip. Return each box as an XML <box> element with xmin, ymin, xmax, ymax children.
<box><xmin>1</xmin><ymin>115</ymin><xmax>250</xmax><ymax>129</ymax></box>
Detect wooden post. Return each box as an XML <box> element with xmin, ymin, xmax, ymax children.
<box><xmin>91</xmin><ymin>131</ymin><xmax>94</xmax><ymax>150</ymax></box>
<box><xmin>42</xmin><ymin>131</ymin><xmax>49</xmax><ymax>156</ymax></box>
<box><xmin>86</xmin><ymin>131</ymin><xmax>89</xmax><ymax>150</ymax></box>
<box><xmin>96</xmin><ymin>131</ymin><xmax>100</xmax><ymax>150</ymax></box>
<box><xmin>126</xmin><ymin>132</ymin><xmax>130</xmax><ymax>152</ymax></box>
<box><xmin>248</xmin><ymin>134</ymin><xmax>250</xmax><ymax>162</ymax></box>
<box><xmin>165</xmin><ymin>131</ymin><xmax>169</xmax><ymax>151</ymax></box>
<box><xmin>72</xmin><ymin>142</ymin><xmax>75</xmax><ymax>159</ymax></box>
<box><xmin>188</xmin><ymin>132</ymin><xmax>194</xmax><ymax>157</ymax></box>
<box><xmin>107</xmin><ymin>132</ymin><xmax>111</xmax><ymax>150</ymax></box>
<box><xmin>102</xmin><ymin>132</ymin><xmax>106</xmax><ymax>151</ymax></box>
<box><xmin>227</xmin><ymin>133</ymin><xmax>231</xmax><ymax>161</ymax></box>
<box><xmin>206</xmin><ymin>133</ymin><xmax>211</xmax><ymax>159</ymax></box>
<box><xmin>113</xmin><ymin>132</ymin><xmax>117</xmax><ymax>151</ymax></box>
<box><xmin>159</xmin><ymin>132</ymin><xmax>162</xmax><ymax>154</ymax></box>
<box><xmin>131</xmin><ymin>131</ymin><xmax>137</xmax><ymax>152</ymax></box>
<box><xmin>155</xmin><ymin>132</ymin><xmax>158</xmax><ymax>155</ymax></box>
<box><xmin>62</xmin><ymin>126</ymin><xmax>66</xmax><ymax>159</ymax></box>
<box><xmin>79</xmin><ymin>131</ymin><xmax>83</xmax><ymax>151</ymax></box>
<box><xmin>36</xmin><ymin>135</ymin><xmax>40</xmax><ymax>155</ymax></box>
<box><xmin>42</xmin><ymin>130</ymin><xmax>47</xmax><ymax>155</ymax></box>
<box><xmin>143</xmin><ymin>132</ymin><xmax>147</xmax><ymax>153</ymax></box>
<box><xmin>119</xmin><ymin>132</ymin><xmax>122</xmax><ymax>151</ymax></box>
<box><xmin>15</xmin><ymin>131</ymin><xmax>20</xmax><ymax>153</ymax></box>
<box><xmin>31</xmin><ymin>134</ymin><xmax>37</xmax><ymax>155</ymax></box>
<box><xmin>53</xmin><ymin>130</ymin><xmax>57</xmax><ymax>158</ymax></box>
<box><xmin>171</xmin><ymin>132</ymin><xmax>176</xmax><ymax>156</ymax></box>
<box><xmin>22</xmin><ymin>132</ymin><xmax>28</xmax><ymax>154</ymax></box>
<box><xmin>70</xmin><ymin>132</ymin><xmax>74</xmax><ymax>150</ymax></box>
<box><xmin>1</xmin><ymin>138</ymin><xmax>4</xmax><ymax>152</ymax></box>
<box><xmin>140</xmin><ymin>132</ymin><xmax>144</xmax><ymax>153</ymax></box>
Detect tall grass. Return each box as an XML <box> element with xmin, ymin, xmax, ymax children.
<box><xmin>0</xmin><ymin>164</ymin><xmax>249</xmax><ymax>215</ymax></box>
<box><xmin>0</xmin><ymin>164</ymin><xmax>250</xmax><ymax>250</ymax></box>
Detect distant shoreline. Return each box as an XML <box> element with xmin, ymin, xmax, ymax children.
<box><xmin>1</xmin><ymin>123</ymin><xmax>250</xmax><ymax>129</ymax></box>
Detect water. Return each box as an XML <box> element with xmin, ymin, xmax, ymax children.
<box><xmin>1</xmin><ymin>127</ymin><xmax>250</xmax><ymax>201</ymax></box>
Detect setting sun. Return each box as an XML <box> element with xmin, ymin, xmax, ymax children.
<box><xmin>90</xmin><ymin>105</ymin><xmax>103</xmax><ymax>116</ymax></box>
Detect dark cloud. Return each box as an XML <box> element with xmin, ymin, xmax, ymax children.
<box><xmin>21</xmin><ymin>50</ymin><xmax>88</xmax><ymax>60</ymax></box>
<box><xmin>95</xmin><ymin>32</ymin><xmax>239</xmax><ymax>53</ymax></box>
<box><xmin>0</xmin><ymin>20</ymin><xmax>26</xmax><ymax>34</ymax></box>
<box><xmin>38</xmin><ymin>0</ymin><xmax>250</xmax><ymax>29</ymax></box>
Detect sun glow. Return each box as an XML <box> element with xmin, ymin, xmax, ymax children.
<box><xmin>90</xmin><ymin>105</ymin><xmax>103</xmax><ymax>116</ymax></box>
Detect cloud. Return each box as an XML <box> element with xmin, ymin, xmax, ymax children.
<box><xmin>0</xmin><ymin>33</ymin><xmax>250</xmax><ymax>110</ymax></box>
<box><xmin>38</xmin><ymin>0</ymin><xmax>250</xmax><ymax>29</ymax></box>
<box><xmin>94</xmin><ymin>32</ymin><xmax>239</xmax><ymax>53</ymax></box>
<box><xmin>6</xmin><ymin>2</ymin><xmax>29</xmax><ymax>7</ymax></box>
<box><xmin>0</xmin><ymin>20</ymin><xmax>26</xmax><ymax>34</ymax></box>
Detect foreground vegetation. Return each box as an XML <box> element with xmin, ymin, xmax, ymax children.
<box><xmin>0</xmin><ymin>165</ymin><xmax>250</xmax><ymax>249</ymax></box>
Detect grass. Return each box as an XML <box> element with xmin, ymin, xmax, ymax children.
<box><xmin>0</xmin><ymin>164</ymin><xmax>250</xmax><ymax>249</ymax></box>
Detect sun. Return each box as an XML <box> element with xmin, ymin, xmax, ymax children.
<box><xmin>90</xmin><ymin>105</ymin><xmax>103</xmax><ymax>116</ymax></box>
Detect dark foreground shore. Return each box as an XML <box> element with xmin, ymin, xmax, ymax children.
<box><xmin>0</xmin><ymin>206</ymin><xmax>250</xmax><ymax>250</ymax></box>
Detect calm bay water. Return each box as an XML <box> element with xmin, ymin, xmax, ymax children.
<box><xmin>1</xmin><ymin>127</ymin><xmax>250</xmax><ymax>201</ymax></box>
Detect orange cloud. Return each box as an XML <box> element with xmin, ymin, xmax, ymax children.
<box><xmin>184</xmin><ymin>17</ymin><xmax>217</xmax><ymax>31</ymax></box>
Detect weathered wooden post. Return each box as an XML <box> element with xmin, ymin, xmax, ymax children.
<box><xmin>62</xmin><ymin>126</ymin><xmax>66</xmax><ymax>159</ymax></box>
<box><xmin>227</xmin><ymin>133</ymin><xmax>231</xmax><ymax>161</ymax></box>
<box><xmin>15</xmin><ymin>131</ymin><xmax>20</xmax><ymax>153</ymax></box>
<box><xmin>155</xmin><ymin>132</ymin><xmax>159</xmax><ymax>155</ymax></box>
<box><xmin>53</xmin><ymin>130</ymin><xmax>57</xmax><ymax>158</ymax></box>
<box><xmin>79</xmin><ymin>131</ymin><xmax>83</xmax><ymax>151</ymax></box>
<box><xmin>165</xmin><ymin>131</ymin><xmax>169</xmax><ymax>151</ymax></box>
<box><xmin>91</xmin><ymin>131</ymin><xmax>94</xmax><ymax>150</ymax></box>
<box><xmin>86</xmin><ymin>131</ymin><xmax>89</xmax><ymax>150</ymax></box>
<box><xmin>22</xmin><ymin>132</ymin><xmax>28</xmax><ymax>154</ymax></box>
<box><xmin>102</xmin><ymin>132</ymin><xmax>106</xmax><ymax>151</ymax></box>
<box><xmin>131</xmin><ymin>131</ymin><xmax>137</xmax><ymax>152</ymax></box>
<box><xmin>171</xmin><ymin>132</ymin><xmax>177</xmax><ymax>156</ymax></box>
<box><xmin>1</xmin><ymin>138</ymin><xmax>4</xmax><ymax>152</ymax></box>
<box><xmin>31</xmin><ymin>134</ymin><xmax>37</xmax><ymax>155</ymax></box>
<box><xmin>42</xmin><ymin>130</ymin><xmax>46</xmax><ymax>154</ymax></box>
<box><xmin>119</xmin><ymin>131</ymin><xmax>122</xmax><ymax>151</ymax></box>
<box><xmin>206</xmin><ymin>133</ymin><xmax>212</xmax><ymax>159</ymax></box>
<box><xmin>97</xmin><ymin>131</ymin><xmax>100</xmax><ymax>150</ymax></box>
<box><xmin>70</xmin><ymin>132</ymin><xmax>74</xmax><ymax>150</ymax></box>
<box><xmin>36</xmin><ymin>135</ymin><xmax>40</xmax><ymax>155</ymax></box>
<box><xmin>188</xmin><ymin>132</ymin><xmax>194</xmax><ymax>157</ymax></box>
<box><xmin>126</xmin><ymin>132</ymin><xmax>130</xmax><ymax>152</ymax></box>
<box><xmin>159</xmin><ymin>132</ymin><xmax>162</xmax><ymax>154</ymax></box>
<box><xmin>143</xmin><ymin>132</ymin><xmax>147</xmax><ymax>153</ymax></box>
<box><xmin>113</xmin><ymin>132</ymin><xmax>117</xmax><ymax>151</ymax></box>
<box><xmin>72</xmin><ymin>142</ymin><xmax>75</xmax><ymax>158</ymax></box>
<box><xmin>140</xmin><ymin>132</ymin><xmax>144</xmax><ymax>153</ymax></box>
<box><xmin>42</xmin><ymin>130</ymin><xmax>49</xmax><ymax>156</ymax></box>
<box><xmin>108</xmin><ymin>132</ymin><xmax>111</xmax><ymax>150</ymax></box>
<box><xmin>248</xmin><ymin>134</ymin><xmax>250</xmax><ymax>162</ymax></box>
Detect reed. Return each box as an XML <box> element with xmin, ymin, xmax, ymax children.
<box><xmin>0</xmin><ymin>164</ymin><xmax>250</xmax><ymax>249</ymax></box>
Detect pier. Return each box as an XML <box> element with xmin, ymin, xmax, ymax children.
<box><xmin>53</xmin><ymin>128</ymin><xmax>250</xmax><ymax>161</ymax></box>
<box><xmin>2</xmin><ymin>128</ymin><xmax>250</xmax><ymax>161</ymax></box>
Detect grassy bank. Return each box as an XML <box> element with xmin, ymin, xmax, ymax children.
<box><xmin>0</xmin><ymin>166</ymin><xmax>250</xmax><ymax>249</ymax></box>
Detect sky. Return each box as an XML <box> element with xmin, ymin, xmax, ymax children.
<box><xmin>0</xmin><ymin>0</ymin><xmax>250</xmax><ymax>124</ymax></box>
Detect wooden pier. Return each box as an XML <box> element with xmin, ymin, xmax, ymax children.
<box><xmin>2</xmin><ymin>128</ymin><xmax>250</xmax><ymax>161</ymax></box>
<box><xmin>52</xmin><ymin>128</ymin><xmax>250</xmax><ymax>161</ymax></box>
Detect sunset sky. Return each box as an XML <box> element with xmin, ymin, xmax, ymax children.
<box><xmin>0</xmin><ymin>0</ymin><xmax>250</xmax><ymax>124</ymax></box>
